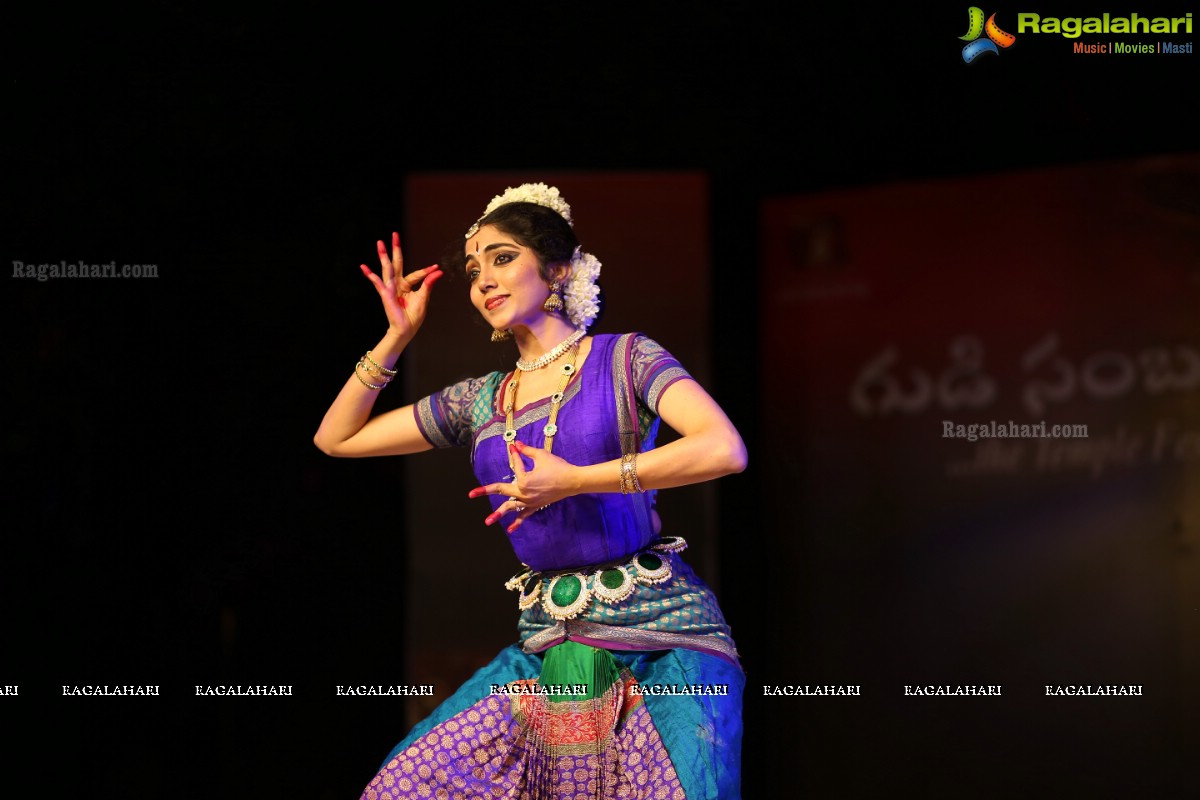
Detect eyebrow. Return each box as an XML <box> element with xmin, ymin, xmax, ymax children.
<box><xmin>464</xmin><ymin>241</ymin><xmax>519</xmax><ymax>263</ymax></box>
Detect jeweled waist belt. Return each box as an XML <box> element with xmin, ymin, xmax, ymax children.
<box><xmin>503</xmin><ymin>536</ymin><xmax>688</xmax><ymax>621</ymax></box>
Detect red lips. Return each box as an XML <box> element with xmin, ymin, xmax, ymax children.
<box><xmin>485</xmin><ymin>295</ymin><xmax>508</xmax><ymax>311</ymax></box>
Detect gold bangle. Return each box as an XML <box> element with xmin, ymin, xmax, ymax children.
<box><xmin>629</xmin><ymin>451</ymin><xmax>643</xmax><ymax>493</ymax></box>
<box><xmin>354</xmin><ymin>361</ymin><xmax>387</xmax><ymax>390</ymax></box>
<box><xmin>359</xmin><ymin>357</ymin><xmax>395</xmax><ymax>382</ymax></box>
<box><xmin>363</xmin><ymin>351</ymin><xmax>398</xmax><ymax>377</ymax></box>
<box><xmin>620</xmin><ymin>453</ymin><xmax>642</xmax><ymax>494</ymax></box>
<box><xmin>357</xmin><ymin>356</ymin><xmax>395</xmax><ymax>383</ymax></box>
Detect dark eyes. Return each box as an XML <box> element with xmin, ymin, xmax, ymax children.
<box><xmin>466</xmin><ymin>252</ymin><xmax>516</xmax><ymax>282</ymax></box>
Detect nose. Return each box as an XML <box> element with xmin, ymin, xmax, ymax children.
<box><xmin>475</xmin><ymin>263</ymin><xmax>498</xmax><ymax>292</ymax></box>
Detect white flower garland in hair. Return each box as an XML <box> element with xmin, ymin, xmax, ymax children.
<box><xmin>465</xmin><ymin>182</ymin><xmax>573</xmax><ymax>238</ymax></box>
<box><xmin>564</xmin><ymin>246</ymin><xmax>601</xmax><ymax>330</ymax></box>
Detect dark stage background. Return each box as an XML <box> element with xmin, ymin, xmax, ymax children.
<box><xmin>4</xmin><ymin>4</ymin><xmax>1197</xmax><ymax>799</ymax></box>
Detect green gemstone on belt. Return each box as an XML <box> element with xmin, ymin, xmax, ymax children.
<box><xmin>599</xmin><ymin>568</ymin><xmax>625</xmax><ymax>590</ymax></box>
<box><xmin>551</xmin><ymin>575</ymin><xmax>582</xmax><ymax>606</ymax></box>
<box><xmin>636</xmin><ymin>553</ymin><xmax>662</xmax><ymax>571</ymax></box>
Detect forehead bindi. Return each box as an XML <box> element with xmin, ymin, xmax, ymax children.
<box><xmin>465</xmin><ymin>235</ymin><xmax>522</xmax><ymax>261</ymax></box>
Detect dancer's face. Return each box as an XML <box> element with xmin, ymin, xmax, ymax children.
<box><xmin>464</xmin><ymin>224</ymin><xmax>552</xmax><ymax>330</ymax></box>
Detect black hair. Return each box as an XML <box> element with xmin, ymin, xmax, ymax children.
<box><xmin>449</xmin><ymin>202</ymin><xmax>577</xmax><ymax>280</ymax></box>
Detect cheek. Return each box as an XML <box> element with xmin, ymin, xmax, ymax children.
<box><xmin>518</xmin><ymin>262</ymin><xmax>546</xmax><ymax>286</ymax></box>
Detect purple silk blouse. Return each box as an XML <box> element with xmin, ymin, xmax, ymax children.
<box><xmin>414</xmin><ymin>333</ymin><xmax>690</xmax><ymax>572</ymax></box>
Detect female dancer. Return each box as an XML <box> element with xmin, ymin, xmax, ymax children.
<box><xmin>315</xmin><ymin>183</ymin><xmax>747</xmax><ymax>799</ymax></box>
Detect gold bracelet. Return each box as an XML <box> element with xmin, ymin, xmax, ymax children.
<box><xmin>629</xmin><ymin>451</ymin><xmax>643</xmax><ymax>493</ymax></box>
<box><xmin>363</xmin><ymin>351</ymin><xmax>398</xmax><ymax>377</ymax></box>
<box><xmin>357</xmin><ymin>356</ymin><xmax>395</xmax><ymax>383</ymax></box>
<box><xmin>354</xmin><ymin>361</ymin><xmax>387</xmax><ymax>390</ymax></box>
<box><xmin>359</xmin><ymin>357</ymin><xmax>395</xmax><ymax>382</ymax></box>
<box><xmin>620</xmin><ymin>453</ymin><xmax>643</xmax><ymax>494</ymax></box>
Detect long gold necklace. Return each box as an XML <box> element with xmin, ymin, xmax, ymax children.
<box><xmin>502</xmin><ymin>344</ymin><xmax>580</xmax><ymax>470</ymax></box>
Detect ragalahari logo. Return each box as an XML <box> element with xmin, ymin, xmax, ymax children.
<box><xmin>960</xmin><ymin>7</ymin><xmax>1017</xmax><ymax>62</ymax></box>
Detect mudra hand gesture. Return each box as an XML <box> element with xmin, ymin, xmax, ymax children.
<box><xmin>359</xmin><ymin>231</ymin><xmax>443</xmax><ymax>339</ymax></box>
<box><xmin>469</xmin><ymin>440</ymin><xmax>579</xmax><ymax>534</ymax></box>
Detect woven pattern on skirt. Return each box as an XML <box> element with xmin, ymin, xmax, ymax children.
<box><xmin>360</xmin><ymin>673</ymin><xmax>685</xmax><ymax>800</ymax></box>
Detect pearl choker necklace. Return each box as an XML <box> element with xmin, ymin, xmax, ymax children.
<box><xmin>515</xmin><ymin>329</ymin><xmax>586</xmax><ymax>372</ymax></box>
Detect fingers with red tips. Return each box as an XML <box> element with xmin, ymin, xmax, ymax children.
<box><xmin>510</xmin><ymin>448</ymin><xmax>527</xmax><ymax>476</ymax></box>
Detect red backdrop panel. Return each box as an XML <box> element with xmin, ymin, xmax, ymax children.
<box><xmin>756</xmin><ymin>154</ymin><xmax>1200</xmax><ymax>794</ymax></box>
